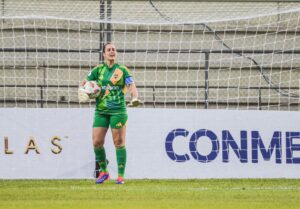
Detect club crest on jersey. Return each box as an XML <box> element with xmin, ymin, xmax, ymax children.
<box><xmin>110</xmin><ymin>68</ymin><xmax>123</xmax><ymax>85</ymax></box>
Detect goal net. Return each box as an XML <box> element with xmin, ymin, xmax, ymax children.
<box><xmin>1</xmin><ymin>0</ymin><xmax>300</xmax><ymax>111</ymax></box>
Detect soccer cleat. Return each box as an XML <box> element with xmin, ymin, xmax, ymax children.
<box><xmin>116</xmin><ymin>176</ymin><xmax>124</xmax><ymax>184</ymax></box>
<box><xmin>94</xmin><ymin>159</ymin><xmax>109</xmax><ymax>178</ymax></box>
<box><xmin>95</xmin><ymin>172</ymin><xmax>110</xmax><ymax>184</ymax></box>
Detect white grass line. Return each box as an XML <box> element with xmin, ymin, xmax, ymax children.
<box><xmin>3</xmin><ymin>185</ymin><xmax>300</xmax><ymax>191</ymax></box>
<box><xmin>189</xmin><ymin>187</ymin><xmax>300</xmax><ymax>191</ymax></box>
<box><xmin>21</xmin><ymin>186</ymin><xmax>300</xmax><ymax>191</ymax></box>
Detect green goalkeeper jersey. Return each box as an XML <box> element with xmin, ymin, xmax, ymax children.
<box><xmin>87</xmin><ymin>63</ymin><xmax>133</xmax><ymax>114</ymax></box>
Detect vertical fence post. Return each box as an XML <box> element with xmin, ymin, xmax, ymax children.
<box><xmin>42</xmin><ymin>62</ymin><xmax>46</xmax><ymax>108</ymax></box>
<box><xmin>40</xmin><ymin>86</ymin><xmax>44</xmax><ymax>108</ymax></box>
<box><xmin>204</xmin><ymin>52</ymin><xmax>210</xmax><ymax>109</ymax></box>
<box><xmin>153</xmin><ymin>86</ymin><xmax>156</xmax><ymax>108</ymax></box>
<box><xmin>258</xmin><ymin>88</ymin><xmax>262</xmax><ymax>110</ymax></box>
<box><xmin>106</xmin><ymin>0</ymin><xmax>112</xmax><ymax>43</ymax></box>
<box><xmin>99</xmin><ymin>0</ymin><xmax>105</xmax><ymax>63</ymax></box>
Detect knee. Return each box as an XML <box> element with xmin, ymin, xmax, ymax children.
<box><xmin>93</xmin><ymin>137</ymin><xmax>104</xmax><ymax>148</ymax></box>
<box><xmin>114</xmin><ymin>138</ymin><xmax>125</xmax><ymax>148</ymax></box>
<box><xmin>93</xmin><ymin>141</ymin><xmax>103</xmax><ymax>148</ymax></box>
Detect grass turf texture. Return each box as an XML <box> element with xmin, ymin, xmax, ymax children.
<box><xmin>0</xmin><ymin>179</ymin><xmax>299</xmax><ymax>209</ymax></box>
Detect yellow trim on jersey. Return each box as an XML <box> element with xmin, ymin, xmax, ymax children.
<box><xmin>120</xmin><ymin>65</ymin><xmax>132</xmax><ymax>75</ymax></box>
<box><xmin>122</xmin><ymin>86</ymin><xmax>127</xmax><ymax>94</ymax></box>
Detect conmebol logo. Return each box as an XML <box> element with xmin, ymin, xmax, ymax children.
<box><xmin>165</xmin><ymin>129</ymin><xmax>300</xmax><ymax>164</ymax></box>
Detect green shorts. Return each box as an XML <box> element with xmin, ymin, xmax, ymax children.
<box><xmin>93</xmin><ymin>111</ymin><xmax>128</xmax><ymax>129</ymax></box>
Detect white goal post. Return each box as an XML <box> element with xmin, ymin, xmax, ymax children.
<box><xmin>0</xmin><ymin>0</ymin><xmax>300</xmax><ymax>110</ymax></box>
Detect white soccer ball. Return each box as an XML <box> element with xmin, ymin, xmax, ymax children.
<box><xmin>83</xmin><ymin>81</ymin><xmax>101</xmax><ymax>99</ymax></box>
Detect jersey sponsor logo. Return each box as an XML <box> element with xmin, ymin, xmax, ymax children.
<box><xmin>102</xmin><ymin>85</ymin><xmax>120</xmax><ymax>90</ymax></box>
<box><xmin>165</xmin><ymin>128</ymin><xmax>300</xmax><ymax>164</ymax></box>
<box><xmin>102</xmin><ymin>84</ymin><xmax>111</xmax><ymax>99</ymax></box>
<box><xmin>101</xmin><ymin>85</ymin><xmax>121</xmax><ymax>99</ymax></box>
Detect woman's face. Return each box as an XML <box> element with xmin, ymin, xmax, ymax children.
<box><xmin>103</xmin><ymin>43</ymin><xmax>117</xmax><ymax>62</ymax></box>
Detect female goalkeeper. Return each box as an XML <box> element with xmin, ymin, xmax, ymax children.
<box><xmin>79</xmin><ymin>43</ymin><xmax>141</xmax><ymax>184</ymax></box>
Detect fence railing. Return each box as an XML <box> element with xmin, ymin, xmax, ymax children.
<box><xmin>0</xmin><ymin>84</ymin><xmax>299</xmax><ymax>109</ymax></box>
<box><xmin>0</xmin><ymin>48</ymin><xmax>300</xmax><ymax>108</ymax></box>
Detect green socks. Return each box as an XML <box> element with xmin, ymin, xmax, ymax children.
<box><xmin>94</xmin><ymin>147</ymin><xmax>108</xmax><ymax>173</ymax></box>
<box><xmin>116</xmin><ymin>146</ymin><xmax>127</xmax><ymax>177</ymax></box>
<box><xmin>94</xmin><ymin>146</ymin><xmax>127</xmax><ymax>177</ymax></box>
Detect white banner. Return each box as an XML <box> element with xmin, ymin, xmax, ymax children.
<box><xmin>0</xmin><ymin>108</ymin><xmax>299</xmax><ymax>179</ymax></box>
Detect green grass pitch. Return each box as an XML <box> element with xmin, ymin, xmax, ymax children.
<box><xmin>0</xmin><ymin>179</ymin><xmax>299</xmax><ymax>209</ymax></box>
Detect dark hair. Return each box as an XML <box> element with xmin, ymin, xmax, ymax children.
<box><xmin>102</xmin><ymin>42</ymin><xmax>113</xmax><ymax>53</ymax></box>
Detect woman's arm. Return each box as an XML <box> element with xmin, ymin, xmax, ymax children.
<box><xmin>126</xmin><ymin>83</ymin><xmax>142</xmax><ymax>107</ymax></box>
<box><xmin>127</xmin><ymin>83</ymin><xmax>138</xmax><ymax>99</ymax></box>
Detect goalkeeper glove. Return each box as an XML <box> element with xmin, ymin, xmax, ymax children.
<box><xmin>127</xmin><ymin>98</ymin><xmax>143</xmax><ymax>107</ymax></box>
<box><xmin>78</xmin><ymin>87</ymin><xmax>90</xmax><ymax>103</ymax></box>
